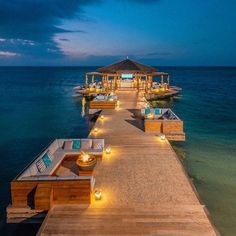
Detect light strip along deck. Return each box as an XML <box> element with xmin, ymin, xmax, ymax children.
<box><xmin>38</xmin><ymin>91</ymin><xmax>219</xmax><ymax>236</ymax></box>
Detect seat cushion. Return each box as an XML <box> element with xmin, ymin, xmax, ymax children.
<box><xmin>154</xmin><ymin>108</ymin><xmax>161</xmax><ymax>115</ymax></box>
<box><xmin>36</xmin><ymin>159</ymin><xmax>46</xmax><ymax>173</ymax></box>
<box><xmin>93</xmin><ymin>139</ymin><xmax>104</xmax><ymax>150</ymax></box>
<box><xmin>37</xmin><ymin>149</ymin><xmax>65</xmax><ymax>176</ymax></box>
<box><xmin>72</xmin><ymin>139</ymin><xmax>81</xmax><ymax>150</ymax></box>
<box><xmin>145</xmin><ymin>107</ymin><xmax>151</xmax><ymax>115</ymax></box>
<box><xmin>81</xmin><ymin>139</ymin><xmax>92</xmax><ymax>150</ymax></box>
<box><xmin>42</xmin><ymin>153</ymin><xmax>52</xmax><ymax>168</ymax></box>
<box><xmin>63</xmin><ymin>140</ymin><xmax>73</xmax><ymax>150</ymax></box>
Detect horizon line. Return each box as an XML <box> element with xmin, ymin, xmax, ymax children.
<box><xmin>0</xmin><ymin>65</ymin><xmax>236</xmax><ymax>68</ymax></box>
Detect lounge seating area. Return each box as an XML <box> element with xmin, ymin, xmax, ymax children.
<box><xmin>141</xmin><ymin>108</ymin><xmax>180</xmax><ymax>120</ymax></box>
<box><xmin>151</xmin><ymin>82</ymin><xmax>168</xmax><ymax>93</ymax></box>
<box><xmin>74</xmin><ymin>81</ymin><xmax>106</xmax><ymax>97</ymax></box>
<box><xmin>89</xmin><ymin>94</ymin><xmax>118</xmax><ymax>109</ymax></box>
<box><xmin>8</xmin><ymin>138</ymin><xmax>105</xmax><ymax>213</ymax></box>
<box><xmin>142</xmin><ymin>108</ymin><xmax>185</xmax><ymax>141</ymax></box>
<box><xmin>18</xmin><ymin>138</ymin><xmax>105</xmax><ymax>181</ymax></box>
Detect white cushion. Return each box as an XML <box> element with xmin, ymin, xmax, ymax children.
<box><xmin>81</xmin><ymin>139</ymin><xmax>92</xmax><ymax>150</ymax></box>
<box><xmin>63</xmin><ymin>140</ymin><xmax>73</xmax><ymax>150</ymax></box>
<box><xmin>36</xmin><ymin>159</ymin><xmax>46</xmax><ymax>173</ymax></box>
<box><xmin>93</xmin><ymin>139</ymin><xmax>104</xmax><ymax>150</ymax></box>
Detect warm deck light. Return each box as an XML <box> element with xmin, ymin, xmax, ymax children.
<box><xmin>105</xmin><ymin>146</ymin><xmax>112</xmax><ymax>154</ymax></box>
<box><xmin>94</xmin><ymin>128</ymin><xmax>98</xmax><ymax>133</ymax></box>
<box><xmin>160</xmin><ymin>134</ymin><xmax>166</xmax><ymax>140</ymax></box>
<box><xmin>147</xmin><ymin>113</ymin><xmax>154</xmax><ymax>119</ymax></box>
<box><xmin>116</xmin><ymin>101</ymin><xmax>120</xmax><ymax>110</ymax></box>
<box><xmin>100</xmin><ymin>115</ymin><xmax>105</xmax><ymax>120</ymax></box>
<box><xmin>95</xmin><ymin>190</ymin><xmax>102</xmax><ymax>200</ymax></box>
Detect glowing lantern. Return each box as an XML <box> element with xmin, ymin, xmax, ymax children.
<box><xmin>105</xmin><ymin>146</ymin><xmax>112</xmax><ymax>154</ymax></box>
<box><xmin>147</xmin><ymin>113</ymin><xmax>154</xmax><ymax>119</ymax></box>
<box><xmin>160</xmin><ymin>134</ymin><xmax>166</xmax><ymax>140</ymax></box>
<box><xmin>95</xmin><ymin>190</ymin><xmax>102</xmax><ymax>200</ymax></box>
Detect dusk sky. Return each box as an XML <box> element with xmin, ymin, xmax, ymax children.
<box><xmin>0</xmin><ymin>0</ymin><xmax>236</xmax><ymax>66</ymax></box>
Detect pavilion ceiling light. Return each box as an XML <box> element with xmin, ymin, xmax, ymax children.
<box><xmin>94</xmin><ymin>128</ymin><xmax>98</xmax><ymax>133</ymax></box>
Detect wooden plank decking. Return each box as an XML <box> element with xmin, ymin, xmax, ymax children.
<box><xmin>38</xmin><ymin>91</ymin><xmax>218</xmax><ymax>236</ymax></box>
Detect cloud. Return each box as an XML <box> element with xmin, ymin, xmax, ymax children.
<box><xmin>58</xmin><ymin>38</ymin><xmax>70</xmax><ymax>42</ymax></box>
<box><xmin>0</xmin><ymin>51</ymin><xmax>19</xmax><ymax>57</ymax></box>
<box><xmin>0</xmin><ymin>0</ymin><xmax>100</xmax><ymax>62</ymax></box>
<box><xmin>0</xmin><ymin>0</ymin><xmax>162</xmax><ymax>65</ymax></box>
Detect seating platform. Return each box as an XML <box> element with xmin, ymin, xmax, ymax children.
<box><xmin>7</xmin><ymin>138</ymin><xmax>105</xmax><ymax>222</ymax></box>
<box><xmin>89</xmin><ymin>94</ymin><xmax>118</xmax><ymax>109</ymax></box>
<box><xmin>141</xmin><ymin>108</ymin><xmax>185</xmax><ymax>141</ymax></box>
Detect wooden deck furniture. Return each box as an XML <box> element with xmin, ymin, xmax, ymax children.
<box><xmin>142</xmin><ymin>108</ymin><xmax>186</xmax><ymax>141</ymax></box>
<box><xmin>90</xmin><ymin>100</ymin><xmax>117</xmax><ymax>109</ymax></box>
<box><xmin>7</xmin><ymin>138</ymin><xmax>104</xmax><ymax>222</ymax></box>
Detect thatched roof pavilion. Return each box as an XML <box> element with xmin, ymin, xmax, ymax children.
<box><xmin>97</xmin><ymin>58</ymin><xmax>157</xmax><ymax>74</ymax></box>
<box><xmin>85</xmin><ymin>58</ymin><xmax>170</xmax><ymax>92</ymax></box>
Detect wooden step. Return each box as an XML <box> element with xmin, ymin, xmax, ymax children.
<box><xmin>7</xmin><ymin>205</ymin><xmax>46</xmax><ymax>223</ymax></box>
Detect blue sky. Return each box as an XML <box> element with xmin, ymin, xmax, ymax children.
<box><xmin>0</xmin><ymin>0</ymin><xmax>236</xmax><ymax>66</ymax></box>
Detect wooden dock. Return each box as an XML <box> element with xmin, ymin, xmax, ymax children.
<box><xmin>38</xmin><ymin>91</ymin><xmax>218</xmax><ymax>236</ymax></box>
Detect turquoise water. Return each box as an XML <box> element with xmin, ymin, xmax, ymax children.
<box><xmin>0</xmin><ymin>67</ymin><xmax>236</xmax><ymax>235</ymax></box>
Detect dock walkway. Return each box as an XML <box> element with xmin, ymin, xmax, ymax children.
<box><xmin>38</xmin><ymin>91</ymin><xmax>218</xmax><ymax>236</ymax></box>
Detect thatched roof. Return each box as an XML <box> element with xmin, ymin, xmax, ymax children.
<box><xmin>97</xmin><ymin>58</ymin><xmax>157</xmax><ymax>74</ymax></box>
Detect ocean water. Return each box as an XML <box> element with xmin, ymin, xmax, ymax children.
<box><xmin>0</xmin><ymin>67</ymin><xmax>235</xmax><ymax>235</ymax></box>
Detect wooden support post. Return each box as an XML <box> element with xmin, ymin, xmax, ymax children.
<box><xmin>167</xmin><ymin>75</ymin><xmax>170</xmax><ymax>89</ymax></box>
<box><xmin>145</xmin><ymin>76</ymin><xmax>148</xmax><ymax>93</ymax></box>
<box><xmin>92</xmin><ymin>75</ymin><xmax>95</xmax><ymax>84</ymax></box>
<box><xmin>161</xmin><ymin>75</ymin><xmax>164</xmax><ymax>86</ymax></box>
<box><xmin>115</xmin><ymin>76</ymin><xmax>117</xmax><ymax>90</ymax></box>
<box><xmin>137</xmin><ymin>75</ymin><xmax>139</xmax><ymax>91</ymax></box>
<box><xmin>146</xmin><ymin>76</ymin><xmax>150</xmax><ymax>92</ymax></box>
<box><xmin>85</xmin><ymin>74</ymin><xmax>88</xmax><ymax>88</ymax></box>
<box><xmin>150</xmin><ymin>76</ymin><xmax>153</xmax><ymax>84</ymax></box>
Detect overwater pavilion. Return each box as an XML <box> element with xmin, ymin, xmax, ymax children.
<box><xmin>85</xmin><ymin>58</ymin><xmax>170</xmax><ymax>92</ymax></box>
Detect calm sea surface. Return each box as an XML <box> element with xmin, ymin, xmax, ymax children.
<box><xmin>0</xmin><ymin>67</ymin><xmax>235</xmax><ymax>235</ymax></box>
